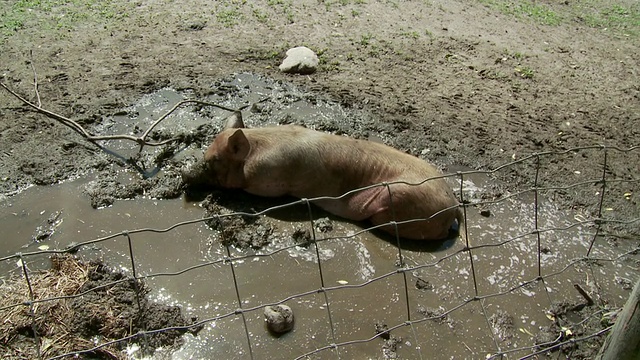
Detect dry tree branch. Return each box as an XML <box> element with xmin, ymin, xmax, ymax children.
<box><xmin>29</xmin><ymin>50</ymin><xmax>41</xmax><ymax>108</ymax></box>
<box><xmin>0</xmin><ymin>81</ymin><xmax>241</xmax><ymax>152</ymax></box>
<box><xmin>1</xmin><ymin>81</ymin><xmax>94</xmax><ymax>138</ymax></box>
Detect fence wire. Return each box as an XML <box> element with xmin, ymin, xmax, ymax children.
<box><xmin>1</xmin><ymin>144</ymin><xmax>639</xmax><ymax>359</ymax></box>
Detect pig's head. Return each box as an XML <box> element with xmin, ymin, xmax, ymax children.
<box><xmin>181</xmin><ymin>111</ymin><xmax>249</xmax><ymax>189</ymax></box>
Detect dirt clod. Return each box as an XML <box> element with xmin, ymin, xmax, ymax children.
<box><xmin>315</xmin><ymin>217</ymin><xmax>334</xmax><ymax>233</ymax></box>
<box><xmin>489</xmin><ymin>310</ymin><xmax>515</xmax><ymax>343</ymax></box>
<box><xmin>415</xmin><ymin>277</ymin><xmax>434</xmax><ymax>291</ymax></box>
<box><xmin>204</xmin><ymin>198</ymin><xmax>275</xmax><ymax>249</ymax></box>
<box><xmin>264</xmin><ymin>304</ymin><xmax>295</xmax><ymax>335</ymax></box>
<box><xmin>374</xmin><ymin>321</ymin><xmax>391</xmax><ymax>340</ymax></box>
<box><xmin>292</xmin><ymin>228</ymin><xmax>312</xmax><ymax>246</ymax></box>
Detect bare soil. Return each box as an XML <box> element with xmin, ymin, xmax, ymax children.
<box><xmin>1</xmin><ymin>0</ymin><xmax>638</xmax><ymax>358</ymax></box>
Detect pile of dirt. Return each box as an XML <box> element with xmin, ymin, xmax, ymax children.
<box><xmin>84</xmin><ymin>169</ymin><xmax>184</xmax><ymax>208</ymax></box>
<box><xmin>202</xmin><ymin>192</ymin><xmax>276</xmax><ymax>249</ymax></box>
<box><xmin>0</xmin><ymin>255</ymin><xmax>202</xmax><ymax>359</ymax></box>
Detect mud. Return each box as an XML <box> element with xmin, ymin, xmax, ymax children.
<box><xmin>0</xmin><ymin>173</ymin><xmax>637</xmax><ymax>359</ymax></box>
<box><xmin>1</xmin><ymin>0</ymin><xmax>639</xmax><ymax>359</ymax></box>
<box><xmin>489</xmin><ymin>310</ymin><xmax>515</xmax><ymax>344</ymax></box>
<box><xmin>534</xmin><ymin>300</ymin><xmax>610</xmax><ymax>359</ymax></box>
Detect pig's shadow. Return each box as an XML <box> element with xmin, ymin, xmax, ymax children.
<box><xmin>371</xmin><ymin>228</ymin><xmax>459</xmax><ymax>252</ymax></box>
<box><xmin>185</xmin><ymin>187</ymin><xmax>457</xmax><ymax>252</ymax></box>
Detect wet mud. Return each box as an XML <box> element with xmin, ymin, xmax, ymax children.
<box><xmin>1</xmin><ymin>0</ymin><xmax>639</xmax><ymax>358</ymax></box>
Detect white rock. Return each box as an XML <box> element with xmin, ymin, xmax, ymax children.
<box><xmin>279</xmin><ymin>46</ymin><xmax>319</xmax><ymax>75</ymax></box>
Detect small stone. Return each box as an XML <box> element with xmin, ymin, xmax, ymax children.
<box><xmin>415</xmin><ymin>278</ymin><xmax>433</xmax><ymax>290</ymax></box>
<box><xmin>264</xmin><ymin>304</ymin><xmax>294</xmax><ymax>334</ymax></box>
<box><xmin>480</xmin><ymin>209</ymin><xmax>491</xmax><ymax>217</ymax></box>
<box><xmin>279</xmin><ymin>46</ymin><xmax>319</xmax><ymax>75</ymax></box>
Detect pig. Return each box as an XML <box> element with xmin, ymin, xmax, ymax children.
<box><xmin>183</xmin><ymin>111</ymin><xmax>462</xmax><ymax>241</ymax></box>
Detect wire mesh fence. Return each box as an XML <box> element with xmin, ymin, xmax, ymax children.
<box><xmin>1</xmin><ymin>144</ymin><xmax>639</xmax><ymax>359</ymax></box>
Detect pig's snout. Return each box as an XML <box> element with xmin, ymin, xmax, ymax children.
<box><xmin>181</xmin><ymin>160</ymin><xmax>216</xmax><ymax>187</ymax></box>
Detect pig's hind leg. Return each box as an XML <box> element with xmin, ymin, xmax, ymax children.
<box><xmin>366</xmin><ymin>184</ymin><xmax>451</xmax><ymax>240</ymax></box>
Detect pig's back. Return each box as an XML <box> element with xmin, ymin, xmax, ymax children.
<box><xmin>242</xmin><ymin>125</ymin><xmax>451</xmax><ymax>199</ymax></box>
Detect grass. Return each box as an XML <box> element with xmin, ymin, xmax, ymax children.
<box><xmin>216</xmin><ymin>8</ymin><xmax>242</xmax><ymax>28</ymax></box>
<box><xmin>581</xmin><ymin>3</ymin><xmax>640</xmax><ymax>35</ymax></box>
<box><xmin>359</xmin><ymin>32</ymin><xmax>373</xmax><ymax>46</ymax></box>
<box><xmin>515</xmin><ymin>66</ymin><xmax>535</xmax><ymax>79</ymax></box>
<box><xmin>267</xmin><ymin>0</ymin><xmax>294</xmax><ymax>24</ymax></box>
<box><xmin>399</xmin><ymin>30</ymin><xmax>420</xmax><ymax>39</ymax></box>
<box><xmin>480</xmin><ymin>0</ymin><xmax>561</xmax><ymax>25</ymax></box>
<box><xmin>0</xmin><ymin>0</ymin><xmax>131</xmax><ymax>38</ymax></box>
<box><xmin>215</xmin><ymin>0</ymin><xmax>302</xmax><ymax>28</ymax></box>
<box><xmin>480</xmin><ymin>0</ymin><xmax>639</xmax><ymax>36</ymax></box>
<box><xmin>252</xmin><ymin>8</ymin><xmax>269</xmax><ymax>23</ymax></box>
<box><xmin>322</xmin><ymin>0</ymin><xmax>367</xmax><ymax>8</ymax></box>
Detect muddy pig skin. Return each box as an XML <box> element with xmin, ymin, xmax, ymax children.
<box><xmin>188</xmin><ymin>112</ymin><xmax>461</xmax><ymax>240</ymax></box>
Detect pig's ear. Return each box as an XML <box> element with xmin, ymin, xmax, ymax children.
<box><xmin>227</xmin><ymin>129</ymin><xmax>250</xmax><ymax>160</ymax></box>
<box><xmin>224</xmin><ymin>111</ymin><xmax>245</xmax><ymax>129</ymax></box>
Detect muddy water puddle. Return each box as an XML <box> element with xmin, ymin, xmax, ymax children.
<box><xmin>1</xmin><ymin>74</ymin><xmax>638</xmax><ymax>359</ymax></box>
<box><xmin>2</xmin><ymin>176</ymin><xmax>636</xmax><ymax>359</ymax></box>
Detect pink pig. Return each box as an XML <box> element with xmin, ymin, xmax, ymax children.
<box><xmin>187</xmin><ymin>112</ymin><xmax>462</xmax><ymax>240</ymax></box>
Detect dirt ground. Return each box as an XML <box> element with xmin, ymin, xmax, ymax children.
<box><xmin>0</xmin><ymin>0</ymin><xmax>639</xmax><ymax>358</ymax></box>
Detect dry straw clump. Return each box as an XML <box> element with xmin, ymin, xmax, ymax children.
<box><xmin>0</xmin><ymin>254</ymin><xmax>200</xmax><ymax>360</ymax></box>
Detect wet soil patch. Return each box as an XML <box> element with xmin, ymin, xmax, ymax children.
<box><xmin>202</xmin><ymin>193</ymin><xmax>277</xmax><ymax>249</ymax></box>
<box><xmin>1</xmin><ymin>1</ymin><xmax>638</xmax><ymax>358</ymax></box>
<box><xmin>534</xmin><ymin>300</ymin><xmax>610</xmax><ymax>359</ymax></box>
<box><xmin>84</xmin><ymin>169</ymin><xmax>184</xmax><ymax>208</ymax></box>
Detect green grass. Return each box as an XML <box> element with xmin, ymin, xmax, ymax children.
<box><xmin>582</xmin><ymin>3</ymin><xmax>640</xmax><ymax>35</ymax></box>
<box><xmin>0</xmin><ymin>0</ymin><xmax>131</xmax><ymax>38</ymax></box>
<box><xmin>322</xmin><ymin>0</ymin><xmax>367</xmax><ymax>8</ymax></box>
<box><xmin>480</xmin><ymin>0</ymin><xmax>561</xmax><ymax>25</ymax></box>
<box><xmin>267</xmin><ymin>0</ymin><xmax>294</xmax><ymax>24</ymax></box>
<box><xmin>252</xmin><ymin>7</ymin><xmax>269</xmax><ymax>24</ymax></box>
<box><xmin>399</xmin><ymin>31</ymin><xmax>420</xmax><ymax>39</ymax></box>
<box><xmin>515</xmin><ymin>66</ymin><xmax>535</xmax><ymax>79</ymax></box>
<box><xmin>480</xmin><ymin>0</ymin><xmax>639</xmax><ymax>36</ymax></box>
<box><xmin>359</xmin><ymin>32</ymin><xmax>373</xmax><ymax>46</ymax></box>
<box><xmin>216</xmin><ymin>8</ymin><xmax>242</xmax><ymax>28</ymax></box>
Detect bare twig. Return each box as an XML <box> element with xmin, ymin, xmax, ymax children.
<box><xmin>29</xmin><ymin>50</ymin><xmax>41</xmax><ymax>108</ymax></box>
<box><xmin>0</xmin><ymin>81</ymin><xmax>239</xmax><ymax>151</ymax></box>
<box><xmin>574</xmin><ymin>284</ymin><xmax>595</xmax><ymax>306</ymax></box>
<box><xmin>1</xmin><ymin>81</ymin><xmax>92</xmax><ymax>138</ymax></box>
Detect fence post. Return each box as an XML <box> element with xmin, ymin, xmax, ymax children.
<box><xmin>596</xmin><ymin>278</ymin><xmax>640</xmax><ymax>360</ymax></box>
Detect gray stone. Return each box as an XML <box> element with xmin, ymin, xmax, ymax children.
<box><xmin>264</xmin><ymin>304</ymin><xmax>295</xmax><ymax>334</ymax></box>
<box><xmin>279</xmin><ymin>46</ymin><xmax>319</xmax><ymax>75</ymax></box>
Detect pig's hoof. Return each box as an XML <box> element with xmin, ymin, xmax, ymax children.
<box><xmin>264</xmin><ymin>304</ymin><xmax>294</xmax><ymax>334</ymax></box>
